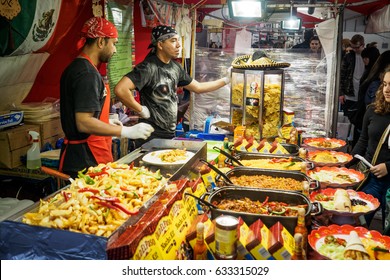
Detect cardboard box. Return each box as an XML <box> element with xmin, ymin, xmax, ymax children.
<box><xmin>132</xmin><ymin>233</ymin><xmax>163</xmax><ymax>260</ymax></box>
<box><xmin>236</xmin><ymin>217</ymin><xmax>255</xmax><ymax>260</ymax></box>
<box><xmin>26</xmin><ymin>117</ymin><xmax>62</xmax><ymax>140</ymax></box>
<box><xmin>25</xmin><ymin>118</ymin><xmax>64</xmax><ymax>148</ymax></box>
<box><xmin>246</xmin><ymin>219</ymin><xmax>274</xmax><ymax>260</ymax></box>
<box><xmin>268</xmin><ymin>221</ymin><xmax>294</xmax><ymax>260</ymax></box>
<box><xmin>0</xmin><ymin>124</ymin><xmax>40</xmax><ymax>168</ymax></box>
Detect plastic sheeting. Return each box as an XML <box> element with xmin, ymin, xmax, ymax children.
<box><xmin>365</xmin><ymin>4</ymin><xmax>390</xmax><ymax>33</ymax></box>
<box><xmin>0</xmin><ymin>220</ymin><xmax>107</xmax><ymax>260</ymax></box>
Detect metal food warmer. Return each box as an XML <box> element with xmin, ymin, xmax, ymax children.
<box><xmin>0</xmin><ymin>139</ymin><xmax>207</xmax><ymax>260</ymax></box>
<box><xmin>230</xmin><ymin>68</ymin><xmax>285</xmax><ymax>140</ymax></box>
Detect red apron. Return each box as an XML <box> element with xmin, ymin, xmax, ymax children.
<box><xmin>59</xmin><ymin>53</ymin><xmax>113</xmax><ymax>173</ymax></box>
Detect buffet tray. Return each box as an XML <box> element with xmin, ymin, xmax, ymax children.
<box><xmin>234</xmin><ymin>143</ymin><xmax>300</xmax><ymax>156</ymax></box>
<box><xmin>202</xmin><ymin>186</ymin><xmax>321</xmax><ymax>234</ymax></box>
<box><xmin>217</xmin><ymin>167</ymin><xmax>320</xmax><ymax>192</ymax></box>
<box><xmin>226</xmin><ymin>152</ymin><xmax>314</xmax><ymax>171</ymax></box>
<box><xmin>1</xmin><ymin>138</ymin><xmax>207</xmax><ymax>259</ymax></box>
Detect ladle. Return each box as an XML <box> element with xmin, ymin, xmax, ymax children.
<box><xmin>199</xmin><ymin>158</ymin><xmax>234</xmax><ymax>185</ymax></box>
<box><xmin>184</xmin><ymin>192</ymin><xmax>216</xmax><ymax>209</ymax></box>
<box><xmin>212</xmin><ymin>146</ymin><xmax>243</xmax><ymax>166</ymax></box>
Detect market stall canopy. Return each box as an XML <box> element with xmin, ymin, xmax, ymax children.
<box><xmin>176</xmin><ymin>0</ymin><xmax>389</xmax><ymax>29</ymax></box>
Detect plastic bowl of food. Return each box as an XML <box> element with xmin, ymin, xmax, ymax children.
<box><xmin>307</xmin><ymin>166</ymin><xmax>365</xmax><ymax>189</ymax></box>
<box><xmin>307</xmin><ymin>150</ymin><xmax>353</xmax><ymax>167</ymax></box>
<box><xmin>308</xmin><ymin>224</ymin><xmax>390</xmax><ymax>260</ymax></box>
<box><xmin>303</xmin><ymin>137</ymin><xmax>346</xmax><ymax>151</ymax></box>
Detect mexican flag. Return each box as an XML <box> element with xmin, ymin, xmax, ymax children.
<box><xmin>0</xmin><ymin>0</ymin><xmax>61</xmax><ymax>56</ymax></box>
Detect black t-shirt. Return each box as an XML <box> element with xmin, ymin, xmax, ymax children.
<box><xmin>60</xmin><ymin>58</ymin><xmax>105</xmax><ymax>140</ymax></box>
<box><xmin>126</xmin><ymin>55</ymin><xmax>193</xmax><ymax>132</ymax></box>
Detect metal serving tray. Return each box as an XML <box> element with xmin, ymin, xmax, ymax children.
<box><xmin>225</xmin><ymin>152</ymin><xmax>314</xmax><ymax>170</ymax></box>
<box><xmin>203</xmin><ymin>186</ymin><xmax>321</xmax><ymax>234</ymax></box>
<box><xmin>217</xmin><ymin>167</ymin><xmax>320</xmax><ymax>192</ymax></box>
<box><xmin>234</xmin><ymin>143</ymin><xmax>300</xmax><ymax>156</ymax></box>
<box><xmin>2</xmin><ymin>138</ymin><xmax>207</xmax><ymax>259</ymax></box>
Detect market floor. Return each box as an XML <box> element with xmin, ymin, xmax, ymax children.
<box><xmin>369</xmin><ymin>215</ymin><xmax>383</xmax><ymax>233</ymax></box>
<box><xmin>369</xmin><ymin>211</ymin><xmax>384</xmax><ymax>234</ymax></box>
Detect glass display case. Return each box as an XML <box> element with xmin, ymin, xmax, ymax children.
<box><xmin>230</xmin><ymin>68</ymin><xmax>285</xmax><ymax>139</ymax></box>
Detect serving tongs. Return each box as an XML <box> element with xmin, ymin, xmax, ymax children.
<box><xmin>184</xmin><ymin>192</ymin><xmax>217</xmax><ymax>209</ymax></box>
<box><xmin>199</xmin><ymin>158</ymin><xmax>234</xmax><ymax>185</ymax></box>
<box><xmin>213</xmin><ymin>146</ymin><xmax>243</xmax><ymax>166</ymax></box>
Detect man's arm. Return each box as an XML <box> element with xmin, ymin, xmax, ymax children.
<box><xmin>114</xmin><ymin>76</ymin><xmax>143</xmax><ymax>114</ymax></box>
<box><xmin>76</xmin><ymin>112</ymin><xmax>122</xmax><ymax>137</ymax></box>
<box><xmin>184</xmin><ymin>78</ymin><xmax>228</xmax><ymax>94</ymax></box>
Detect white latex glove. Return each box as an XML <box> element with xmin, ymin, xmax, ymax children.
<box><xmin>120</xmin><ymin>123</ymin><xmax>154</xmax><ymax>140</ymax></box>
<box><xmin>139</xmin><ymin>106</ymin><xmax>150</xmax><ymax>119</ymax></box>
<box><xmin>223</xmin><ymin>66</ymin><xmax>232</xmax><ymax>85</ymax></box>
<box><xmin>109</xmin><ymin>119</ymin><xmax>123</xmax><ymax>126</ymax></box>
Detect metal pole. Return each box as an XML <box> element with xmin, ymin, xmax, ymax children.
<box><xmin>330</xmin><ymin>4</ymin><xmax>344</xmax><ymax>138</ymax></box>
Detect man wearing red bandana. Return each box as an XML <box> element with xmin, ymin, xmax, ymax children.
<box><xmin>59</xmin><ymin>17</ymin><xmax>154</xmax><ymax>178</ymax></box>
<box><xmin>115</xmin><ymin>25</ymin><xmax>231</xmax><ymax>150</ymax></box>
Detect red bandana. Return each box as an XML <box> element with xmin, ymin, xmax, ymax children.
<box><xmin>76</xmin><ymin>17</ymin><xmax>118</xmax><ymax>50</ymax></box>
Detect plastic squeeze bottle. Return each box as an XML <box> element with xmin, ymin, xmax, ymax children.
<box><xmin>27</xmin><ymin>131</ymin><xmax>41</xmax><ymax>169</ymax></box>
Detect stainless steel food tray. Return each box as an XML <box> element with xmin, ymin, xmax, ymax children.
<box><xmin>217</xmin><ymin>167</ymin><xmax>320</xmax><ymax>192</ymax></box>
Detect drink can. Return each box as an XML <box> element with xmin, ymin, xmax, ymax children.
<box><xmin>215</xmin><ymin>215</ymin><xmax>238</xmax><ymax>260</ymax></box>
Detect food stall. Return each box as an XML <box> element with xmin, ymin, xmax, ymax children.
<box><xmin>1</xmin><ymin>0</ymin><xmax>389</xmax><ymax>262</ymax></box>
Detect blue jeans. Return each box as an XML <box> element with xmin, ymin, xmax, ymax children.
<box><xmin>361</xmin><ymin>173</ymin><xmax>390</xmax><ymax>228</ymax></box>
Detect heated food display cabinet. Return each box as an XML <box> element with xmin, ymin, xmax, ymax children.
<box><xmin>230</xmin><ymin>68</ymin><xmax>285</xmax><ymax>140</ymax></box>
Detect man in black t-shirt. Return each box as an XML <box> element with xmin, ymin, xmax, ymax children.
<box><xmin>115</xmin><ymin>25</ymin><xmax>231</xmax><ymax>149</ymax></box>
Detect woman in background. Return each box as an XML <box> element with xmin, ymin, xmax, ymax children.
<box><xmin>351</xmin><ymin>66</ymin><xmax>390</xmax><ymax>229</ymax></box>
<box><xmin>350</xmin><ymin>51</ymin><xmax>390</xmax><ymax>133</ymax></box>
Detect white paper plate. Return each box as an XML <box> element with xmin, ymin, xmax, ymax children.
<box><xmin>142</xmin><ymin>149</ymin><xmax>195</xmax><ymax>166</ymax></box>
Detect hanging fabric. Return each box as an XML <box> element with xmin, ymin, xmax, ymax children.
<box><xmin>234</xmin><ymin>28</ymin><xmax>252</xmax><ymax>54</ymax></box>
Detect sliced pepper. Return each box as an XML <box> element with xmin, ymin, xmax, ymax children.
<box><xmin>285</xmin><ymin>162</ymin><xmax>296</xmax><ymax>168</ymax></box>
<box><xmin>96</xmin><ymin>201</ymin><xmax>118</xmax><ymax>211</ymax></box>
<box><xmin>62</xmin><ymin>191</ymin><xmax>72</xmax><ymax>202</ymax></box>
<box><xmin>261</xmin><ymin>196</ymin><xmax>269</xmax><ymax>206</ymax></box>
<box><xmin>112</xmin><ymin>202</ymin><xmax>139</xmax><ymax>215</ymax></box>
<box><xmin>78</xmin><ymin>187</ymin><xmax>99</xmax><ymax>194</ymax></box>
<box><xmin>87</xmin><ymin>171</ymin><xmax>109</xmax><ymax>178</ymax></box>
<box><xmin>271</xmin><ymin>207</ymin><xmax>286</xmax><ymax>215</ymax></box>
<box><xmin>78</xmin><ymin>168</ymin><xmax>95</xmax><ymax>185</ymax></box>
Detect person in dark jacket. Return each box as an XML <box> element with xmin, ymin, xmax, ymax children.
<box><xmin>291</xmin><ymin>29</ymin><xmax>314</xmax><ymax>49</ymax></box>
<box><xmin>339</xmin><ymin>34</ymin><xmax>365</xmax><ymax>147</ymax></box>
<box><xmin>350</xmin><ymin>51</ymin><xmax>390</xmax><ymax>133</ymax></box>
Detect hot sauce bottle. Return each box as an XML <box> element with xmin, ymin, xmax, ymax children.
<box><xmin>193</xmin><ymin>222</ymin><xmax>207</xmax><ymax>260</ymax></box>
<box><xmin>294</xmin><ymin>207</ymin><xmax>308</xmax><ymax>259</ymax></box>
<box><xmin>291</xmin><ymin>233</ymin><xmax>306</xmax><ymax>260</ymax></box>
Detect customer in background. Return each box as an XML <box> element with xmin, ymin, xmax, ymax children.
<box><xmin>339</xmin><ymin>34</ymin><xmax>365</xmax><ymax>148</ymax></box>
<box><xmin>349</xmin><ymin>51</ymin><xmax>390</xmax><ymax>137</ymax></box>
<box><xmin>59</xmin><ymin>17</ymin><xmax>154</xmax><ymax>178</ymax></box>
<box><xmin>342</xmin><ymin>38</ymin><xmax>352</xmax><ymax>58</ymax></box>
<box><xmin>360</xmin><ymin>46</ymin><xmax>381</xmax><ymax>84</ymax></box>
<box><xmin>115</xmin><ymin>25</ymin><xmax>231</xmax><ymax>150</ymax></box>
<box><xmin>309</xmin><ymin>36</ymin><xmax>322</xmax><ymax>53</ymax></box>
<box><xmin>351</xmin><ymin>66</ymin><xmax>390</xmax><ymax>229</ymax></box>
<box><xmin>292</xmin><ymin>29</ymin><xmax>314</xmax><ymax>49</ymax></box>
